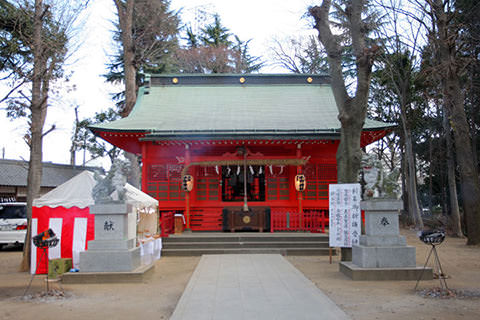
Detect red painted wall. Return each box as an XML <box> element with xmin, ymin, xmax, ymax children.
<box><xmin>142</xmin><ymin>140</ymin><xmax>338</xmax><ymax>231</ymax></box>
<box><xmin>93</xmin><ymin>129</ymin><xmax>390</xmax><ymax>231</ymax></box>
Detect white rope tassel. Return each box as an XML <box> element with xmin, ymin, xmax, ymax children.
<box><xmin>269</xmin><ymin>165</ymin><xmax>273</xmax><ymax>175</ymax></box>
<box><xmin>249</xmin><ymin>165</ymin><xmax>254</xmax><ymax>175</ymax></box>
<box><xmin>237</xmin><ymin>165</ymin><xmax>241</xmax><ymax>175</ymax></box>
<box><xmin>215</xmin><ymin>166</ymin><xmax>219</xmax><ymax>175</ymax></box>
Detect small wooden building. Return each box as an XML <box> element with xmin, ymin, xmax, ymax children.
<box><xmin>90</xmin><ymin>74</ymin><xmax>391</xmax><ymax>233</ymax></box>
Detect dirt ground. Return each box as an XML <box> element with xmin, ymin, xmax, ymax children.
<box><xmin>1</xmin><ymin>228</ymin><xmax>479</xmax><ymax>320</ymax></box>
<box><xmin>288</xmin><ymin>229</ymin><xmax>480</xmax><ymax>320</ymax></box>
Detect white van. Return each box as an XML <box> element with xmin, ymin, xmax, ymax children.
<box><xmin>0</xmin><ymin>202</ymin><xmax>27</xmax><ymax>248</ymax></box>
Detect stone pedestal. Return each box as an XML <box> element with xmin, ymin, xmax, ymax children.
<box><xmin>340</xmin><ymin>199</ymin><xmax>432</xmax><ymax>280</ymax></box>
<box><xmin>80</xmin><ymin>202</ymin><xmax>141</xmax><ymax>272</ymax></box>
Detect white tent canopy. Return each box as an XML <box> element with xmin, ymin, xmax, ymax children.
<box><xmin>33</xmin><ymin>170</ymin><xmax>158</xmax><ymax>209</ymax></box>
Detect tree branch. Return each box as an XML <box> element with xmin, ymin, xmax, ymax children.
<box><xmin>0</xmin><ymin>79</ymin><xmax>27</xmax><ymax>104</ymax></box>
<box><xmin>41</xmin><ymin>124</ymin><xmax>56</xmax><ymax>137</ymax></box>
<box><xmin>309</xmin><ymin>2</ymin><xmax>349</xmax><ymax>111</ymax></box>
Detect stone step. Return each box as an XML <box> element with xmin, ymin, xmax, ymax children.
<box><xmin>62</xmin><ymin>263</ymin><xmax>155</xmax><ymax>284</ymax></box>
<box><xmin>161</xmin><ymin>247</ymin><xmax>333</xmax><ymax>256</ymax></box>
<box><xmin>163</xmin><ymin>241</ymin><xmax>330</xmax><ymax>249</ymax></box>
<box><xmin>164</xmin><ymin>234</ymin><xmax>328</xmax><ymax>243</ymax></box>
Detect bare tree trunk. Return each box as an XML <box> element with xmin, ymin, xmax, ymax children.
<box><xmin>70</xmin><ymin>106</ymin><xmax>79</xmax><ymax>166</ymax></box>
<box><xmin>21</xmin><ymin>0</ymin><xmax>47</xmax><ymax>272</ymax></box>
<box><xmin>310</xmin><ymin>0</ymin><xmax>376</xmax><ymax>261</ymax></box>
<box><xmin>400</xmin><ymin>108</ymin><xmax>423</xmax><ymax>229</ymax></box>
<box><xmin>310</xmin><ymin>1</ymin><xmax>374</xmax><ymax>184</ymax></box>
<box><xmin>444</xmin><ymin>78</ymin><xmax>479</xmax><ymax>243</ymax></box>
<box><xmin>438</xmin><ymin>105</ymin><xmax>449</xmax><ymax>218</ymax></box>
<box><xmin>401</xmin><ymin>144</ymin><xmax>413</xmax><ymax>225</ymax></box>
<box><xmin>336</xmin><ymin>113</ymin><xmax>365</xmax><ymax>183</ymax></box>
<box><xmin>443</xmin><ymin>107</ymin><xmax>463</xmax><ymax>237</ymax></box>
<box><xmin>114</xmin><ymin>0</ymin><xmax>141</xmax><ymax>188</ymax></box>
<box><xmin>114</xmin><ymin>0</ymin><xmax>136</xmax><ymax>118</ymax></box>
<box><xmin>432</xmin><ymin>0</ymin><xmax>480</xmax><ymax>244</ymax></box>
<box><xmin>428</xmin><ymin>136</ymin><xmax>433</xmax><ymax>214</ymax></box>
<box><xmin>469</xmin><ymin>79</ymin><xmax>479</xmax><ymax>173</ymax></box>
<box><xmin>472</xmin><ymin>127</ymin><xmax>478</xmax><ymax>175</ymax></box>
<box><xmin>120</xmin><ymin>39</ymin><xmax>137</xmax><ymax>117</ymax></box>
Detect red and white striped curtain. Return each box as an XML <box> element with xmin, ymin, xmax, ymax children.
<box><xmin>30</xmin><ymin>206</ymin><xmax>94</xmax><ymax>274</ymax></box>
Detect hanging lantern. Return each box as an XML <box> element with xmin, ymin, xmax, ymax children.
<box><xmin>182</xmin><ymin>175</ymin><xmax>194</xmax><ymax>192</ymax></box>
<box><xmin>295</xmin><ymin>174</ymin><xmax>306</xmax><ymax>192</ymax></box>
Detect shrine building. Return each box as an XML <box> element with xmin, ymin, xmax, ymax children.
<box><xmin>90</xmin><ymin>74</ymin><xmax>391</xmax><ymax>233</ymax></box>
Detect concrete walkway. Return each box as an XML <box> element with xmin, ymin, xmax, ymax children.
<box><xmin>170</xmin><ymin>254</ymin><xmax>351</xmax><ymax>320</ymax></box>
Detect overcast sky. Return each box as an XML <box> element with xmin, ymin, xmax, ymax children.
<box><xmin>0</xmin><ymin>0</ymin><xmax>318</xmax><ymax>167</ymax></box>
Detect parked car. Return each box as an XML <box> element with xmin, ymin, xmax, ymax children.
<box><xmin>0</xmin><ymin>202</ymin><xmax>27</xmax><ymax>249</ymax></box>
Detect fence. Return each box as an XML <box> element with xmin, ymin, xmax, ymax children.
<box><xmin>160</xmin><ymin>208</ymin><xmax>331</xmax><ymax>235</ymax></box>
<box><xmin>270</xmin><ymin>208</ymin><xmax>328</xmax><ymax>233</ymax></box>
<box><xmin>190</xmin><ymin>208</ymin><xmax>223</xmax><ymax>231</ymax></box>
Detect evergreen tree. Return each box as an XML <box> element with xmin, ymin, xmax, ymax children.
<box><xmin>71</xmin><ymin>108</ymin><xmax>121</xmax><ymax>166</ymax></box>
<box><xmin>175</xmin><ymin>14</ymin><xmax>262</xmax><ymax>74</ymax></box>
<box><xmin>80</xmin><ymin>0</ymin><xmax>180</xmax><ymax>187</ymax></box>
<box><xmin>106</xmin><ymin>0</ymin><xmax>180</xmax><ymax>113</ymax></box>
<box><xmin>0</xmin><ymin>0</ymin><xmax>86</xmax><ymax>271</ymax></box>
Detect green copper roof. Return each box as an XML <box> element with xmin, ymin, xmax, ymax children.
<box><xmin>90</xmin><ymin>74</ymin><xmax>393</xmax><ymax>137</ymax></box>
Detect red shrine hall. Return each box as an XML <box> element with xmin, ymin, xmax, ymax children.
<box><xmin>90</xmin><ymin>74</ymin><xmax>391</xmax><ymax>234</ymax></box>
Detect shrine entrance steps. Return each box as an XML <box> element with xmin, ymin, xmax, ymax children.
<box><xmin>162</xmin><ymin>232</ymin><xmax>331</xmax><ymax>256</ymax></box>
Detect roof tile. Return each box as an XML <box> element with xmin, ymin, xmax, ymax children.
<box><xmin>91</xmin><ymin>74</ymin><xmax>393</xmax><ymax>135</ymax></box>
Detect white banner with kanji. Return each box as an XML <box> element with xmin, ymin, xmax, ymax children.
<box><xmin>328</xmin><ymin>183</ymin><xmax>361</xmax><ymax>248</ymax></box>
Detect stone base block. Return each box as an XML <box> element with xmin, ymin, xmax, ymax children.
<box><xmin>79</xmin><ymin>247</ymin><xmax>141</xmax><ymax>272</ymax></box>
<box><xmin>340</xmin><ymin>261</ymin><xmax>433</xmax><ymax>281</ymax></box>
<box><xmin>361</xmin><ymin>199</ymin><xmax>403</xmax><ymax>212</ymax></box>
<box><xmin>87</xmin><ymin>239</ymin><xmax>136</xmax><ymax>251</ymax></box>
<box><xmin>62</xmin><ymin>263</ymin><xmax>154</xmax><ymax>284</ymax></box>
<box><xmin>352</xmin><ymin>245</ymin><xmax>416</xmax><ymax>268</ymax></box>
<box><xmin>360</xmin><ymin>235</ymin><xmax>406</xmax><ymax>247</ymax></box>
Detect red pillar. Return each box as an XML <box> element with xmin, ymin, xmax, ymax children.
<box><xmin>296</xmin><ymin>143</ymin><xmax>303</xmax><ymax>229</ymax></box>
<box><xmin>141</xmin><ymin>141</ymin><xmax>147</xmax><ymax>192</ymax></box>
<box><xmin>185</xmin><ymin>144</ymin><xmax>191</xmax><ymax>231</ymax></box>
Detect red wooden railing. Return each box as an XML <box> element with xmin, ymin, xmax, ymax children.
<box><xmin>159</xmin><ymin>211</ymin><xmax>175</xmax><ymax>237</ymax></box>
<box><xmin>270</xmin><ymin>209</ymin><xmax>328</xmax><ymax>233</ymax></box>
<box><xmin>191</xmin><ymin>208</ymin><xmax>223</xmax><ymax>231</ymax></box>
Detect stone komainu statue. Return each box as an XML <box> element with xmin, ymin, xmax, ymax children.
<box><xmin>111</xmin><ymin>159</ymin><xmax>129</xmax><ymax>200</ymax></box>
<box><xmin>361</xmin><ymin>152</ymin><xmax>400</xmax><ymax>199</ymax></box>
<box><xmin>361</xmin><ymin>153</ymin><xmax>382</xmax><ymax>198</ymax></box>
<box><xmin>92</xmin><ymin>171</ymin><xmax>114</xmax><ymax>203</ymax></box>
<box><xmin>92</xmin><ymin>159</ymin><xmax>131</xmax><ymax>203</ymax></box>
